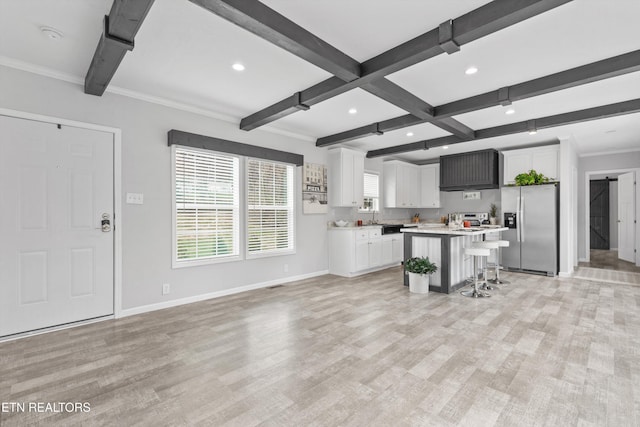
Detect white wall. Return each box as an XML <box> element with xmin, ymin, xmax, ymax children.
<box><xmin>578</xmin><ymin>150</ymin><xmax>640</xmax><ymax>263</ymax></box>
<box><xmin>558</xmin><ymin>136</ymin><xmax>579</xmax><ymax>276</ymax></box>
<box><xmin>0</xmin><ymin>65</ymin><xmax>331</xmax><ymax>311</ymax></box>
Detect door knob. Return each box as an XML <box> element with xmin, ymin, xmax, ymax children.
<box><xmin>100</xmin><ymin>213</ymin><xmax>111</xmax><ymax>232</ymax></box>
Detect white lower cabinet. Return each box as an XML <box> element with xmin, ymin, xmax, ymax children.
<box><xmin>392</xmin><ymin>235</ymin><xmax>403</xmax><ymax>263</ymax></box>
<box><xmin>329</xmin><ymin>228</ymin><xmax>401</xmax><ymax>277</ymax></box>
<box><xmin>382</xmin><ymin>234</ymin><xmax>404</xmax><ymax>264</ymax></box>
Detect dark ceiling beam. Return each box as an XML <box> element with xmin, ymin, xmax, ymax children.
<box><xmin>239</xmin><ymin>0</ymin><xmax>573</xmax><ymax>130</ymax></box>
<box><xmin>317</xmin><ymin>115</ymin><xmax>426</xmax><ymax>147</ymax></box>
<box><xmin>436</xmin><ymin>48</ymin><xmax>640</xmax><ymax>117</ymax></box>
<box><xmin>84</xmin><ymin>0</ymin><xmax>155</xmax><ymax>96</ymax></box>
<box><xmin>189</xmin><ymin>0</ymin><xmax>360</xmax><ymax>81</ymax></box>
<box><xmin>328</xmin><ymin>49</ymin><xmax>640</xmax><ymax>145</ymax></box>
<box><xmin>367</xmin><ymin>98</ymin><xmax>640</xmax><ymax>158</ymax></box>
<box><xmin>361</xmin><ymin>0</ymin><xmax>572</xmax><ymax>80</ymax></box>
<box><xmin>361</xmin><ymin>79</ymin><xmax>475</xmax><ymax>140</ymax></box>
<box><xmin>196</xmin><ymin>0</ymin><xmax>473</xmax><ymax>137</ymax></box>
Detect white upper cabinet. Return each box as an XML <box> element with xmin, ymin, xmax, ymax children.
<box><xmin>328</xmin><ymin>147</ymin><xmax>365</xmax><ymax>207</ymax></box>
<box><xmin>383</xmin><ymin>160</ymin><xmax>420</xmax><ymax>208</ymax></box>
<box><xmin>420</xmin><ymin>164</ymin><xmax>440</xmax><ymax>208</ymax></box>
<box><xmin>503</xmin><ymin>145</ymin><xmax>559</xmax><ymax>185</ymax></box>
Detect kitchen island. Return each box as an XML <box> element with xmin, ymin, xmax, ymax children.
<box><xmin>402</xmin><ymin>226</ymin><xmax>508</xmax><ymax>293</ymax></box>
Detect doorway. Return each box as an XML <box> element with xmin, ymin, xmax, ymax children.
<box><xmin>0</xmin><ymin>112</ymin><xmax>120</xmax><ymax>338</ymax></box>
<box><xmin>582</xmin><ymin>169</ymin><xmax>639</xmax><ymax>274</ymax></box>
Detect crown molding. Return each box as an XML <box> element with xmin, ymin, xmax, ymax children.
<box><xmin>0</xmin><ymin>56</ymin><xmax>314</xmax><ymax>142</ymax></box>
<box><xmin>579</xmin><ymin>147</ymin><xmax>640</xmax><ymax>157</ymax></box>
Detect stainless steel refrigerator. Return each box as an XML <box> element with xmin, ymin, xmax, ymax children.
<box><xmin>501</xmin><ymin>184</ymin><xmax>558</xmax><ymax>276</ymax></box>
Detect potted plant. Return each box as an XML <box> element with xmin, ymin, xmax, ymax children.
<box><xmin>404</xmin><ymin>257</ymin><xmax>438</xmax><ymax>294</ymax></box>
<box><xmin>514</xmin><ymin>169</ymin><xmax>551</xmax><ymax>186</ymax></box>
<box><xmin>489</xmin><ymin>203</ymin><xmax>498</xmax><ymax>225</ymax></box>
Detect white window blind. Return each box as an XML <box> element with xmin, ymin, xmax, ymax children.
<box><xmin>174</xmin><ymin>146</ymin><xmax>239</xmax><ymax>264</ymax></box>
<box><xmin>362</xmin><ymin>172</ymin><xmax>379</xmax><ymax>212</ymax></box>
<box><xmin>364</xmin><ymin>172</ymin><xmax>379</xmax><ymax>198</ymax></box>
<box><xmin>247</xmin><ymin>159</ymin><xmax>295</xmax><ymax>256</ymax></box>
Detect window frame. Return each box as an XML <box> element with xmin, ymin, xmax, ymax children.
<box><xmin>171</xmin><ymin>145</ymin><xmax>241</xmax><ymax>268</ymax></box>
<box><xmin>359</xmin><ymin>170</ymin><xmax>380</xmax><ymax>213</ymax></box>
<box><xmin>245</xmin><ymin>157</ymin><xmax>296</xmax><ymax>259</ymax></box>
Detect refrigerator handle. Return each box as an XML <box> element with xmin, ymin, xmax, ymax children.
<box><xmin>520</xmin><ymin>196</ymin><xmax>524</xmax><ymax>243</ymax></box>
<box><xmin>516</xmin><ymin>196</ymin><xmax>521</xmax><ymax>242</ymax></box>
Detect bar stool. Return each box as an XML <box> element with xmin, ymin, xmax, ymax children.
<box><xmin>471</xmin><ymin>240</ymin><xmax>500</xmax><ymax>290</ymax></box>
<box><xmin>461</xmin><ymin>246</ymin><xmax>491</xmax><ymax>298</ymax></box>
<box><xmin>489</xmin><ymin>240</ymin><xmax>510</xmax><ymax>285</ymax></box>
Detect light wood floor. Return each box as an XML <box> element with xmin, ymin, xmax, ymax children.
<box><xmin>1</xmin><ymin>267</ymin><xmax>639</xmax><ymax>426</ymax></box>
<box><xmin>579</xmin><ymin>249</ymin><xmax>640</xmax><ymax>274</ymax></box>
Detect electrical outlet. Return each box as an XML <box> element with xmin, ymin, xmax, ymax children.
<box><xmin>162</xmin><ymin>283</ymin><xmax>170</xmax><ymax>295</ymax></box>
<box><xmin>284</xmin><ymin>264</ymin><xmax>289</xmax><ymax>272</ymax></box>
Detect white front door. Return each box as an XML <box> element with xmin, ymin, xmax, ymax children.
<box><xmin>0</xmin><ymin>115</ymin><xmax>114</xmax><ymax>337</ymax></box>
<box><xmin>618</xmin><ymin>172</ymin><xmax>636</xmax><ymax>263</ymax></box>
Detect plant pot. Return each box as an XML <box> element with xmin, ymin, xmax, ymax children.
<box><xmin>489</xmin><ymin>217</ymin><xmax>498</xmax><ymax>225</ymax></box>
<box><xmin>408</xmin><ymin>272</ymin><xmax>430</xmax><ymax>294</ymax></box>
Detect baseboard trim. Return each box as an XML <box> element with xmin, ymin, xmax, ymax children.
<box><xmin>0</xmin><ymin>315</ymin><xmax>114</xmax><ymax>343</ymax></box>
<box><xmin>118</xmin><ymin>270</ymin><xmax>329</xmax><ymax>318</ymax></box>
<box><xmin>558</xmin><ymin>271</ymin><xmax>573</xmax><ymax>278</ymax></box>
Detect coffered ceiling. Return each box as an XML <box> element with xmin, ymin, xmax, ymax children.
<box><xmin>1</xmin><ymin>0</ymin><xmax>640</xmax><ymax>162</ymax></box>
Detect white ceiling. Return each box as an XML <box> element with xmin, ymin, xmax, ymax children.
<box><xmin>1</xmin><ymin>0</ymin><xmax>640</xmax><ymax>162</ymax></box>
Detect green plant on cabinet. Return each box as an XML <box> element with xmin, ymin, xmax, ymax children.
<box><xmin>514</xmin><ymin>169</ymin><xmax>552</xmax><ymax>186</ymax></box>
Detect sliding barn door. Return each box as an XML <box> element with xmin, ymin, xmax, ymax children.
<box><xmin>589</xmin><ymin>179</ymin><xmax>610</xmax><ymax>250</ymax></box>
<box><xmin>0</xmin><ymin>115</ymin><xmax>114</xmax><ymax>337</ymax></box>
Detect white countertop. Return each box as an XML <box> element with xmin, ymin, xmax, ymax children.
<box><xmin>328</xmin><ymin>225</ymin><xmax>382</xmax><ymax>231</ymax></box>
<box><xmin>401</xmin><ymin>226</ymin><xmax>508</xmax><ymax>236</ymax></box>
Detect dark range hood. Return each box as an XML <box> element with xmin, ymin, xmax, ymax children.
<box><xmin>439</xmin><ymin>149</ymin><xmax>501</xmax><ymax>191</ymax></box>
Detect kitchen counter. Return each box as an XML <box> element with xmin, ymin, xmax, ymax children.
<box><xmin>402</xmin><ymin>226</ymin><xmax>508</xmax><ymax>235</ymax></box>
<box><xmin>328</xmin><ymin>225</ymin><xmax>381</xmax><ymax>231</ymax></box>
<box><xmin>402</xmin><ymin>227</ymin><xmax>506</xmax><ymax>293</ymax></box>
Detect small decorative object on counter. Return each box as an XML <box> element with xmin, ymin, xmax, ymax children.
<box><xmin>334</xmin><ymin>220</ymin><xmax>348</xmax><ymax>227</ymax></box>
<box><xmin>412</xmin><ymin>213</ymin><xmax>420</xmax><ymax>223</ymax></box>
<box><xmin>489</xmin><ymin>203</ymin><xmax>498</xmax><ymax>225</ymax></box>
<box><xmin>356</xmin><ymin>219</ymin><xmax>363</xmax><ymax>226</ymax></box>
<box><xmin>404</xmin><ymin>257</ymin><xmax>438</xmax><ymax>294</ymax></box>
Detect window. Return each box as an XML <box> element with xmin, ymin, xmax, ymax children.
<box><xmin>173</xmin><ymin>146</ymin><xmax>239</xmax><ymax>266</ymax></box>
<box><xmin>247</xmin><ymin>159</ymin><xmax>295</xmax><ymax>256</ymax></box>
<box><xmin>361</xmin><ymin>171</ymin><xmax>379</xmax><ymax>212</ymax></box>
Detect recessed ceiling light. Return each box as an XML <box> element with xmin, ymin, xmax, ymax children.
<box><xmin>528</xmin><ymin>130</ymin><xmax>538</xmax><ymax>135</ymax></box>
<box><xmin>406</xmin><ymin>132</ymin><xmax>414</xmax><ymax>137</ymax></box>
<box><xmin>232</xmin><ymin>63</ymin><xmax>245</xmax><ymax>71</ymax></box>
<box><xmin>465</xmin><ymin>66</ymin><xmax>478</xmax><ymax>75</ymax></box>
<box><xmin>505</xmin><ymin>108</ymin><xmax>515</xmax><ymax>115</ymax></box>
<box><xmin>348</xmin><ymin>108</ymin><xmax>357</xmax><ymax>115</ymax></box>
<box><xmin>605</xmin><ymin>129</ymin><xmax>617</xmax><ymax>134</ymax></box>
<box><xmin>442</xmin><ymin>146</ymin><xmax>449</xmax><ymax>150</ymax></box>
<box><xmin>40</xmin><ymin>26</ymin><xmax>63</xmax><ymax>40</ymax></box>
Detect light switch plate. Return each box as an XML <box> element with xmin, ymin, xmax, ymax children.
<box><xmin>126</xmin><ymin>193</ymin><xmax>144</xmax><ymax>204</ymax></box>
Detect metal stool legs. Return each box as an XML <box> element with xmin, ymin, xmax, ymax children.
<box><xmin>471</xmin><ymin>241</ymin><xmax>499</xmax><ymax>291</ymax></box>
<box><xmin>461</xmin><ymin>247</ymin><xmax>490</xmax><ymax>298</ymax></box>
<box><xmin>489</xmin><ymin>240</ymin><xmax>510</xmax><ymax>285</ymax></box>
